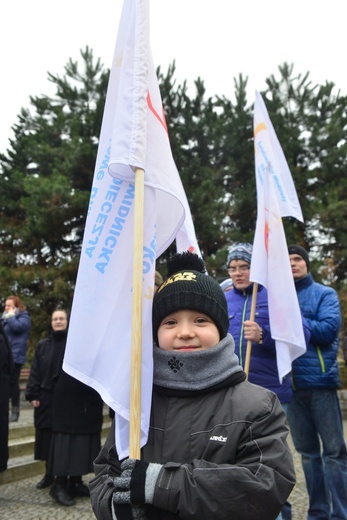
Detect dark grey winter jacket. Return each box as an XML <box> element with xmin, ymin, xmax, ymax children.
<box><xmin>90</xmin><ymin>377</ymin><xmax>295</xmax><ymax>520</ymax></box>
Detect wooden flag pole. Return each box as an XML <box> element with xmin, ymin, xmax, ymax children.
<box><xmin>129</xmin><ymin>167</ymin><xmax>145</xmax><ymax>459</ymax></box>
<box><xmin>244</xmin><ymin>282</ymin><xmax>258</xmax><ymax>378</ymax></box>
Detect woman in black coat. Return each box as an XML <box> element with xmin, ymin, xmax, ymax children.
<box><xmin>26</xmin><ymin>309</ymin><xmax>68</xmax><ymax>488</ymax></box>
<box><xmin>26</xmin><ymin>309</ymin><xmax>104</xmax><ymax>506</ymax></box>
<box><xmin>0</xmin><ymin>321</ymin><xmax>14</xmax><ymax>472</ymax></box>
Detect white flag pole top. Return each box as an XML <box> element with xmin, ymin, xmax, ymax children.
<box><xmin>63</xmin><ymin>0</ymin><xmax>198</xmax><ymax>460</ymax></box>
<box><xmin>250</xmin><ymin>91</ymin><xmax>306</xmax><ymax>382</ymax></box>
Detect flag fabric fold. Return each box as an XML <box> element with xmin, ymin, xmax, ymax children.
<box><xmin>250</xmin><ymin>91</ymin><xmax>306</xmax><ymax>381</ymax></box>
<box><xmin>63</xmin><ymin>0</ymin><xmax>199</xmax><ymax>460</ymax></box>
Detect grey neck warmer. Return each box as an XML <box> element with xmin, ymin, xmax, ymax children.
<box><xmin>153</xmin><ymin>334</ymin><xmax>243</xmax><ymax>391</ymax></box>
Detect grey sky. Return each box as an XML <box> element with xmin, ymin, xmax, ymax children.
<box><xmin>1</xmin><ymin>0</ymin><xmax>345</xmax><ymax>152</ymax></box>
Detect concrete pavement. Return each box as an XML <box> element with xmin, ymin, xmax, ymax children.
<box><xmin>0</xmin><ymin>474</ymin><xmax>96</xmax><ymax>519</ymax></box>
<box><xmin>1</xmin><ymin>402</ymin><xmax>346</xmax><ymax>519</ymax></box>
<box><xmin>1</xmin><ymin>402</ymin><xmax>98</xmax><ymax>519</ymax></box>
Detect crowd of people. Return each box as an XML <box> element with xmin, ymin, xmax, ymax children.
<box><xmin>1</xmin><ymin>245</ymin><xmax>347</xmax><ymax>519</ymax></box>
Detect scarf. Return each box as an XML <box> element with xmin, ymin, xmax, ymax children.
<box><xmin>153</xmin><ymin>334</ymin><xmax>244</xmax><ymax>392</ymax></box>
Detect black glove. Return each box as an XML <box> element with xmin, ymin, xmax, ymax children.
<box><xmin>112</xmin><ymin>502</ymin><xmax>147</xmax><ymax>520</ymax></box>
<box><xmin>113</xmin><ymin>458</ymin><xmax>162</xmax><ymax>506</ymax></box>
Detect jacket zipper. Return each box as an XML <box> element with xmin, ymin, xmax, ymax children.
<box><xmin>317</xmin><ymin>346</ymin><xmax>326</xmax><ymax>373</ymax></box>
<box><xmin>292</xmin><ymin>346</ymin><xmax>326</xmax><ymax>390</ymax></box>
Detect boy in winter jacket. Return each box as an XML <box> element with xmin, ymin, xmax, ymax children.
<box><xmin>89</xmin><ymin>252</ymin><xmax>295</xmax><ymax>520</ymax></box>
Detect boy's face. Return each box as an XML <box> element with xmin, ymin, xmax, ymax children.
<box><xmin>157</xmin><ymin>309</ymin><xmax>220</xmax><ymax>352</ymax></box>
<box><xmin>227</xmin><ymin>260</ymin><xmax>251</xmax><ymax>290</ymax></box>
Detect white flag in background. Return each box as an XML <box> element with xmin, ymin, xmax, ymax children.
<box><xmin>63</xmin><ymin>0</ymin><xmax>199</xmax><ymax>460</ymax></box>
<box><xmin>250</xmin><ymin>91</ymin><xmax>306</xmax><ymax>381</ymax></box>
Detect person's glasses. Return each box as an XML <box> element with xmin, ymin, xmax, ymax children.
<box><xmin>227</xmin><ymin>265</ymin><xmax>250</xmax><ymax>274</ymax></box>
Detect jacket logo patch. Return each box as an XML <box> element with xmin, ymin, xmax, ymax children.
<box><xmin>168</xmin><ymin>356</ymin><xmax>184</xmax><ymax>373</ymax></box>
<box><xmin>209</xmin><ymin>435</ymin><xmax>227</xmax><ymax>442</ymax></box>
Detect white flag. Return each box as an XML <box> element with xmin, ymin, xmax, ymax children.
<box><xmin>176</xmin><ymin>185</ymin><xmax>200</xmax><ymax>254</ymax></box>
<box><xmin>63</xmin><ymin>0</ymin><xmax>198</xmax><ymax>460</ymax></box>
<box><xmin>250</xmin><ymin>91</ymin><xmax>306</xmax><ymax>381</ymax></box>
<box><xmin>253</xmin><ymin>91</ymin><xmax>303</xmax><ymax>222</ymax></box>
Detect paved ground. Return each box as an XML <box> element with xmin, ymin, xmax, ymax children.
<box><xmin>0</xmin><ymin>476</ymin><xmax>96</xmax><ymax>520</ymax></box>
<box><xmin>0</xmin><ymin>457</ymin><xmax>307</xmax><ymax>520</ymax></box>
<box><xmin>0</xmin><ymin>468</ymin><xmax>307</xmax><ymax>520</ymax></box>
<box><xmin>0</xmin><ymin>404</ymin><xmax>346</xmax><ymax>519</ymax></box>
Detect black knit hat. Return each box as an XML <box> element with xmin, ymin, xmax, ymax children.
<box><xmin>152</xmin><ymin>252</ymin><xmax>229</xmax><ymax>343</ymax></box>
<box><xmin>288</xmin><ymin>244</ymin><xmax>310</xmax><ymax>270</ymax></box>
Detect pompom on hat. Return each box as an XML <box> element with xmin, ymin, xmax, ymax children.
<box><xmin>152</xmin><ymin>252</ymin><xmax>230</xmax><ymax>343</ymax></box>
<box><xmin>227</xmin><ymin>242</ymin><xmax>253</xmax><ymax>267</ymax></box>
<box><xmin>288</xmin><ymin>244</ymin><xmax>310</xmax><ymax>270</ymax></box>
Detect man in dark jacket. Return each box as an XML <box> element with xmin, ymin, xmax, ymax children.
<box><xmin>287</xmin><ymin>244</ymin><xmax>347</xmax><ymax>520</ymax></box>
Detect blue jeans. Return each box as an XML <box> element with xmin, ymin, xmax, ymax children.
<box><xmin>287</xmin><ymin>389</ymin><xmax>347</xmax><ymax>520</ymax></box>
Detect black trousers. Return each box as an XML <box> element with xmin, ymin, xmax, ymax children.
<box><xmin>10</xmin><ymin>363</ymin><xmax>22</xmax><ymax>408</ymax></box>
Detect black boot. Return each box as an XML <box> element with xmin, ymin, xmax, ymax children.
<box><xmin>36</xmin><ymin>474</ymin><xmax>54</xmax><ymax>489</ymax></box>
<box><xmin>49</xmin><ymin>483</ymin><xmax>76</xmax><ymax>506</ymax></box>
<box><xmin>67</xmin><ymin>477</ymin><xmax>90</xmax><ymax>497</ymax></box>
<box><xmin>9</xmin><ymin>406</ymin><xmax>19</xmax><ymax>422</ymax></box>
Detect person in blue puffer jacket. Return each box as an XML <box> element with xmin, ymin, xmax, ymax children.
<box><xmin>1</xmin><ymin>295</ymin><xmax>31</xmax><ymax>422</ymax></box>
<box><xmin>287</xmin><ymin>244</ymin><xmax>347</xmax><ymax>520</ymax></box>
